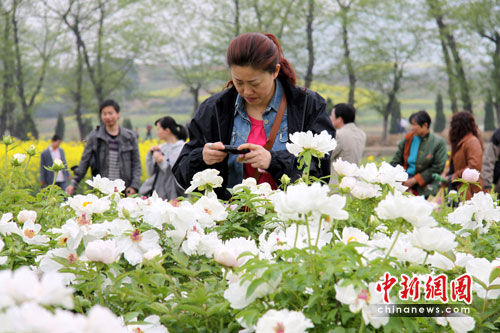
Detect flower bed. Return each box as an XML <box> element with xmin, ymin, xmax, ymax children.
<box><xmin>0</xmin><ymin>133</ymin><xmax>498</xmax><ymax>332</ymax></box>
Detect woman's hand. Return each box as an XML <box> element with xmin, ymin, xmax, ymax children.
<box><xmin>403</xmin><ymin>177</ymin><xmax>417</xmax><ymax>188</ymax></box>
<box><xmin>238</xmin><ymin>143</ymin><xmax>271</xmax><ymax>170</ymax></box>
<box><xmin>203</xmin><ymin>142</ymin><xmax>227</xmax><ymax>165</ymax></box>
<box><xmin>149</xmin><ymin>145</ymin><xmax>161</xmax><ymax>153</ymax></box>
<box><xmin>153</xmin><ymin>151</ymin><xmax>164</xmax><ymax>163</ymax></box>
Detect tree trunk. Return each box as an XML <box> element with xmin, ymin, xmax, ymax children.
<box><xmin>252</xmin><ymin>0</ymin><xmax>262</xmax><ymax>31</ymax></box>
<box><xmin>437</xmin><ymin>23</ymin><xmax>458</xmax><ymax>113</ymax></box>
<box><xmin>382</xmin><ymin>63</ymin><xmax>402</xmax><ymax>144</ymax></box>
<box><xmin>234</xmin><ymin>0</ymin><xmax>240</xmax><ymax>37</ymax></box>
<box><xmin>340</xmin><ymin>7</ymin><xmax>356</xmax><ymax>105</ymax></box>
<box><xmin>11</xmin><ymin>0</ymin><xmax>39</xmax><ymax>139</ymax></box>
<box><xmin>492</xmin><ymin>34</ymin><xmax>500</xmax><ymax>125</ymax></box>
<box><xmin>74</xmin><ymin>44</ymin><xmax>85</xmax><ymax>140</ymax></box>
<box><xmin>304</xmin><ymin>0</ymin><xmax>314</xmax><ymax>88</ymax></box>
<box><xmin>445</xmin><ymin>30</ymin><xmax>472</xmax><ymax>112</ymax></box>
<box><xmin>0</xmin><ymin>8</ymin><xmax>15</xmax><ymax>137</ymax></box>
<box><xmin>190</xmin><ymin>84</ymin><xmax>200</xmax><ymax>117</ymax></box>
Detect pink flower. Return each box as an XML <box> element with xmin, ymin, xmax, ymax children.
<box><xmin>462</xmin><ymin>168</ymin><xmax>480</xmax><ymax>182</ymax></box>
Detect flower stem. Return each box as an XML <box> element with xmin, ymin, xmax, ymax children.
<box><xmin>384</xmin><ymin>230</ymin><xmax>401</xmax><ymax>262</ymax></box>
<box><xmin>314</xmin><ymin>217</ymin><xmax>323</xmax><ymax>248</ymax></box>
<box><xmin>358</xmin><ymin>315</ymin><xmax>365</xmax><ymax>333</ymax></box>
<box><xmin>423</xmin><ymin>252</ymin><xmax>429</xmax><ymax>265</ymax></box>
<box><xmin>52</xmin><ymin>171</ymin><xmax>59</xmax><ymax>186</ymax></box>
<box><xmin>305</xmin><ymin>215</ymin><xmax>312</xmax><ymax>248</ymax></box>
<box><xmin>293</xmin><ymin>222</ymin><xmax>299</xmax><ymax>248</ymax></box>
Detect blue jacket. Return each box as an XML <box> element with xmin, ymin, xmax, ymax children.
<box><xmin>40</xmin><ymin>147</ymin><xmax>70</xmax><ymax>185</ymax></box>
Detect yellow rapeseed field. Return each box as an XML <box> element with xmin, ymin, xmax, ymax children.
<box><xmin>0</xmin><ymin>138</ymin><xmax>163</xmax><ymax>188</ymax></box>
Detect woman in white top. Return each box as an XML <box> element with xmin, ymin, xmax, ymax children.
<box><xmin>140</xmin><ymin>116</ymin><xmax>187</xmax><ymax>199</ymax></box>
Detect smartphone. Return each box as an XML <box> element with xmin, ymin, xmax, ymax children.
<box><xmin>222</xmin><ymin>145</ymin><xmax>250</xmax><ymax>154</ymax></box>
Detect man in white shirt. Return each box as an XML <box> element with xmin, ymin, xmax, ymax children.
<box><xmin>40</xmin><ymin>134</ymin><xmax>70</xmax><ymax>189</ymax></box>
<box><xmin>330</xmin><ymin>103</ymin><xmax>367</xmax><ymax>184</ymax></box>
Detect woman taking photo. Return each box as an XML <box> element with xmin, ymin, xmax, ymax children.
<box><xmin>173</xmin><ymin>32</ymin><xmax>335</xmax><ymax>199</ymax></box>
<box><xmin>140</xmin><ymin>116</ymin><xmax>187</xmax><ymax>200</ymax></box>
<box><xmin>442</xmin><ymin>111</ymin><xmax>483</xmax><ymax>200</ymax></box>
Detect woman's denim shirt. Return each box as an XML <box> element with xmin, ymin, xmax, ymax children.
<box><xmin>227</xmin><ymin>79</ymin><xmax>289</xmax><ymax>188</ymax></box>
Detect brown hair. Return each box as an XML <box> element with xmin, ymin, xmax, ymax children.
<box><xmin>449</xmin><ymin>111</ymin><xmax>482</xmax><ymax>154</ymax></box>
<box><xmin>226</xmin><ymin>32</ymin><xmax>296</xmax><ymax>86</ymax></box>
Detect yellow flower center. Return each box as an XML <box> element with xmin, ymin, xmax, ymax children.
<box><xmin>204</xmin><ymin>208</ymin><xmax>212</xmax><ymax>215</ymax></box>
<box><xmin>347</xmin><ymin>236</ymin><xmax>357</xmax><ymax>243</ymax></box>
<box><xmin>58</xmin><ymin>237</ymin><xmax>68</xmax><ymax>246</ymax></box>
<box><xmin>24</xmin><ymin>229</ymin><xmax>35</xmax><ymax>239</ymax></box>
<box><xmin>132</xmin><ymin>328</ymin><xmax>144</xmax><ymax>333</ymax></box>
<box><xmin>82</xmin><ymin>201</ymin><xmax>92</xmax><ymax>207</ymax></box>
<box><xmin>358</xmin><ymin>289</ymin><xmax>370</xmax><ymax>302</ymax></box>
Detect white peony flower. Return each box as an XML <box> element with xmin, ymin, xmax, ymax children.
<box><xmin>349</xmin><ymin>180</ymin><xmax>382</xmax><ymax>199</ymax></box>
<box><xmin>51</xmin><ymin>217</ymin><xmax>108</xmax><ymax>250</ymax></box>
<box><xmin>182</xmin><ymin>226</ymin><xmax>222</xmax><ymax>258</ymax></box>
<box><xmin>332</xmin><ymin>158</ymin><xmax>359</xmax><ymax>177</ymax></box>
<box><xmin>224</xmin><ymin>269</ymin><xmax>280</xmax><ymax>310</ymax></box>
<box><xmin>340</xmin><ymin>227</ymin><xmax>369</xmax><ymax>245</ymax></box>
<box><xmin>255</xmin><ymin>309</ymin><xmax>314</xmax><ymax>333</ymax></box>
<box><xmin>428</xmin><ymin>252</ymin><xmax>455</xmax><ymax>271</ymax></box>
<box><xmin>17</xmin><ymin>210</ymin><xmax>37</xmax><ymax>224</ymax></box>
<box><xmin>0</xmin><ymin>213</ymin><xmax>21</xmax><ymax>236</ymax></box>
<box><xmin>86</xmin><ymin>175</ymin><xmax>126</xmax><ymax>195</ymax></box>
<box><xmin>447</xmin><ymin>316</ymin><xmax>476</xmax><ymax>333</ymax></box>
<box><xmin>12</xmin><ymin>153</ymin><xmax>27</xmax><ymax>164</ymax></box>
<box><xmin>447</xmin><ymin>191</ymin><xmax>500</xmax><ymax>234</ymax></box>
<box><xmin>461</xmin><ymin>168</ymin><xmax>480</xmax><ymax>182</ymax></box>
<box><xmin>127</xmin><ymin>315</ymin><xmax>169</xmax><ymax>333</ymax></box>
<box><xmin>85</xmin><ymin>239</ymin><xmax>120</xmax><ymax>264</ymax></box>
<box><xmin>375</xmin><ymin>192</ymin><xmax>437</xmax><ymax>228</ymax></box>
<box><xmin>21</xmin><ymin>221</ymin><xmax>49</xmax><ymax>245</ymax></box>
<box><xmin>66</xmin><ymin>194</ymin><xmax>111</xmax><ymax>217</ymax></box>
<box><xmin>115</xmin><ymin>226</ymin><xmax>162</xmax><ymax>266</ymax></box>
<box><xmin>185</xmin><ymin>169</ymin><xmax>223</xmax><ymax>193</ymax></box>
<box><xmin>193</xmin><ymin>195</ymin><xmax>228</xmax><ymax>228</ymax></box>
<box><xmin>377</xmin><ymin>162</ymin><xmax>408</xmax><ymax>185</ymax></box>
<box><xmin>84</xmin><ymin>305</ymin><xmax>128</xmax><ymax>333</ymax></box>
<box><xmin>37</xmin><ymin>248</ymin><xmax>79</xmax><ymax>284</ymax></box>
<box><xmin>143</xmin><ymin>248</ymin><xmax>163</xmax><ymax>260</ymax></box>
<box><xmin>286</xmin><ymin>130</ymin><xmax>337</xmax><ymax>157</ymax></box>
<box><xmin>411</xmin><ymin>226</ymin><xmax>457</xmax><ymax>252</ymax></box>
<box><xmin>357</xmin><ymin>163</ymin><xmax>379</xmax><ymax>183</ymax></box>
<box><xmin>465</xmin><ymin>257</ymin><xmax>500</xmax><ymax>299</ymax></box>
<box><xmin>271</xmin><ymin>182</ymin><xmax>348</xmax><ymax>221</ymax></box>
<box><xmin>335</xmin><ymin>280</ymin><xmax>389</xmax><ymax>329</ymax></box>
<box><xmin>214</xmin><ymin>237</ymin><xmax>259</xmax><ymax>267</ymax></box>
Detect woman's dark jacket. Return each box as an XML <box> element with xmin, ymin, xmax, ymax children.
<box><xmin>172</xmin><ymin>79</ymin><xmax>336</xmax><ymax>200</ymax></box>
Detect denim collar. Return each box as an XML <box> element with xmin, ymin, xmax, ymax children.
<box><xmin>234</xmin><ymin>79</ymin><xmax>283</xmax><ymax>118</ymax></box>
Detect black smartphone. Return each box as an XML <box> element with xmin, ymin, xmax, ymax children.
<box><xmin>222</xmin><ymin>145</ymin><xmax>250</xmax><ymax>154</ymax></box>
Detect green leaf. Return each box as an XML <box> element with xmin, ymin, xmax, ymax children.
<box><xmin>489</xmin><ymin>267</ymin><xmax>500</xmax><ymax>284</ymax></box>
<box><xmin>123</xmin><ymin>311</ymin><xmax>141</xmax><ymax>322</ymax></box>
<box><xmin>246</xmin><ymin>277</ymin><xmax>266</xmax><ymax>299</ymax></box>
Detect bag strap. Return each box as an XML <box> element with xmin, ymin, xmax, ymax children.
<box><xmin>253</xmin><ymin>94</ymin><xmax>287</xmax><ymax>182</ymax></box>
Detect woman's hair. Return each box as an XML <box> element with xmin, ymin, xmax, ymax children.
<box><xmin>226</xmin><ymin>32</ymin><xmax>296</xmax><ymax>86</ymax></box>
<box><xmin>449</xmin><ymin>111</ymin><xmax>482</xmax><ymax>154</ymax></box>
<box><xmin>409</xmin><ymin>110</ymin><xmax>431</xmax><ymax>128</ymax></box>
<box><xmin>154</xmin><ymin>116</ymin><xmax>188</xmax><ymax>141</ymax></box>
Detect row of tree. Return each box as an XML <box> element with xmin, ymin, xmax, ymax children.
<box><xmin>0</xmin><ymin>0</ymin><xmax>499</xmax><ymax>141</ymax></box>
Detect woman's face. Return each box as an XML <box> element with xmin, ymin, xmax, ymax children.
<box><xmin>156</xmin><ymin>123</ymin><xmax>168</xmax><ymax>141</ymax></box>
<box><xmin>230</xmin><ymin>65</ymin><xmax>280</xmax><ymax>108</ymax></box>
<box><xmin>410</xmin><ymin>120</ymin><xmax>429</xmax><ymax>137</ymax></box>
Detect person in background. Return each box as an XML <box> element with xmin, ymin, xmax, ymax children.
<box><xmin>40</xmin><ymin>134</ymin><xmax>70</xmax><ymax>189</ymax></box>
<box><xmin>146</xmin><ymin>124</ymin><xmax>153</xmax><ymax>140</ymax></box>
<box><xmin>329</xmin><ymin>103</ymin><xmax>366</xmax><ymax>184</ymax></box>
<box><xmin>173</xmin><ymin>32</ymin><xmax>335</xmax><ymax>199</ymax></box>
<box><xmin>139</xmin><ymin>116</ymin><xmax>187</xmax><ymax>199</ymax></box>
<box><xmin>65</xmin><ymin>99</ymin><xmax>141</xmax><ymax>196</ymax></box>
<box><xmin>482</xmin><ymin>127</ymin><xmax>500</xmax><ymax>193</ymax></box>
<box><xmin>391</xmin><ymin>110</ymin><xmax>447</xmax><ymax>197</ymax></box>
<box><xmin>330</xmin><ymin>103</ymin><xmax>366</xmax><ymax>165</ymax></box>
<box><xmin>441</xmin><ymin>111</ymin><xmax>483</xmax><ymax>199</ymax></box>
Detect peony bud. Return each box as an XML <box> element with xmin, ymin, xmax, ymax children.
<box><xmin>52</xmin><ymin>158</ymin><xmax>65</xmax><ymax>171</ymax></box>
<box><xmin>26</xmin><ymin>145</ymin><xmax>36</xmax><ymax>156</ymax></box>
<box><xmin>85</xmin><ymin>239</ymin><xmax>120</xmax><ymax>264</ymax></box>
<box><xmin>462</xmin><ymin>168</ymin><xmax>480</xmax><ymax>182</ymax></box>
<box><xmin>17</xmin><ymin>210</ymin><xmax>37</xmax><ymax>224</ymax></box>
<box><xmin>2</xmin><ymin>135</ymin><xmax>13</xmax><ymax>146</ymax></box>
<box><xmin>214</xmin><ymin>246</ymin><xmax>238</xmax><ymax>267</ymax></box>
<box><xmin>143</xmin><ymin>248</ymin><xmax>162</xmax><ymax>260</ymax></box>
<box><xmin>11</xmin><ymin>153</ymin><xmax>27</xmax><ymax>166</ymax></box>
<box><xmin>280</xmin><ymin>174</ymin><xmax>291</xmax><ymax>185</ymax></box>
